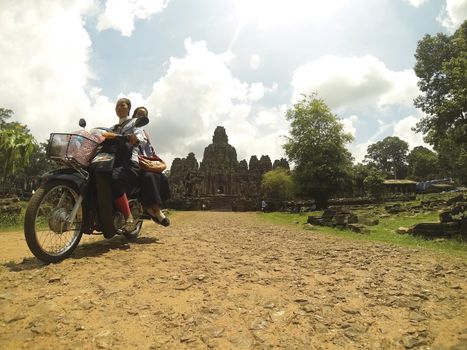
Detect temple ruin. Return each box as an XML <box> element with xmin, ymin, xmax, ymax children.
<box><xmin>167</xmin><ymin>126</ymin><xmax>289</xmax><ymax>211</ymax></box>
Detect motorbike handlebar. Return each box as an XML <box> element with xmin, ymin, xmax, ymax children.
<box><xmin>101</xmin><ymin>132</ymin><xmax>138</xmax><ymax>145</ymax></box>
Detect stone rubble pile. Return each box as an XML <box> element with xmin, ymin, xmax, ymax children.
<box><xmin>307</xmin><ymin>206</ymin><xmax>379</xmax><ymax>234</ymax></box>
<box><xmin>0</xmin><ymin>197</ymin><xmax>21</xmax><ymax>214</ymax></box>
<box><xmin>398</xmin><ymin>194</ymin><xmax>467</xmax><ymax>239</ymax></box>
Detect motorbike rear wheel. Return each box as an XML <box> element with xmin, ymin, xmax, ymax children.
<box><xmin>24</xmin><ymin>180</ymin><xmax>83</xmax><ymax>263</ymax></box>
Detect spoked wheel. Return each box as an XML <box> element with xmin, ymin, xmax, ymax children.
<box><xmin>24</xmin><ymin>180</ymin><xmax>83</xmax><ymax>263</ymax></box>
<box><xmin>122</xmin><ymin>199</ymin><xmax>143</xmax><ymax>240</ymax></box>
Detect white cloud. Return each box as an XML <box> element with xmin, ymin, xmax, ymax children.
<box><xmin>250</xmin><ymin>54</ymin><xmax>262</xmax><ymax>70</ymax></box>
<box><xmin>403</xmin><ymin>0</ymin><xmax>429</xmax><ymax>7</ymax></box>
<box><xmin>228</xmin><ymin>127</ymin><xmax>288</xmax><ymax>164</ymax></box>
<box><xmin>350</xmin><ymin>141</ymin><xmax>372</xmax><ymax>164</ymax></box>
<box><xmin>348</xmin><ymin>116</ymin><xmax>430</xmax><ymax>163</ymax></box>
<box><xmin>247</xmin><ymin>83</ymin><xmax>266</xmax><ymax>101</ymax></box>
<box><xmin>438</xmin><ymin>0</ymin><xmax>467</xmax><ymax>31</ymax></box>
<box><xmin>235</xmin><ymin>0</ymin><xmax>350</xmax><ymax>29</ymax></box>
<box><xmin>225</xmin><ymin>104</ymin><xmax>289</xmax><ymax>162</ymax></box>
<box><xmin>349</xmin><ymin>121</ymin><xmax>394</xmax><ymax>163</ymax></box>
<box><xmin>378</xmin><ymin>70</ymin><xmax>419</xmax><ymax>108</ymax></box>
<box><xmin>393</xmin><ymin>115</ymin><xmax>429</xmax><ymax>150</ymax></box>
<box><xmin>97</xmin><ymin>0</ymin><xmax>168</xmax><ymax>36</ymax></box>
<box><xmin>291</xmin><ymin>55</ymin><xmax>419</xmax><ymax>110</ymax></box>
<box><xmin>0</xmin><ymin>0</ymin><xmax>95</xmax><ymax>142</ymax></box>
<box><xmin>341</xmin><ymin>115</ymin><xmax>358</xmax><ymax>138</ymax></box>
<box><xmin>144</xmin><ymin>39</ymin><xmax>284</xmax><ymax>167</ymax></box>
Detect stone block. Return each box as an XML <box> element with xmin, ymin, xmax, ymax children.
<box><xmin>307</xmin><ymin>216</ymin><xmax>322</xmax><ymax>225</ymax></box>
<box><xmin>322</xmin><ymin>209</ymin><xmax>337</xmax><ymax>218</ymax></box>
<box><xmin>439</xmin><ymin>211</ymin><xmax>452</xmax><ymax>223</ymax></box>
<box><xmin>348</xmin><ymin>224</ymin><xmax>368</xmax><ymax>234</ymax></box>
<box><xmin>447</xmin><ymin>194</ymin><xmax>464</xmax><ymax>205</ymax></box>
<box><xmin>333</xmin><ymin>214</ymin><xmax>347</xmax><ymax>226</ymax></box>
<box><xmin>359</xmin><ymin>216</ymin><xmax>379</xmax><ymax>226</ymax></box>
<box><xmin>347</xmin><ymin>214</ymin><xmax>358</xmax><ymax>224</ymax></box>
<box><xmin>396</xmin><ymin>227</ymin><xmax>411</xmax><ymax>234</ymax></box>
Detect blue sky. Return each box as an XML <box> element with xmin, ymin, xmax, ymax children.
<box><xmin>1</xmin><ymin>0</ymin><xmax>466</xmax><ymax>167</ymax></box>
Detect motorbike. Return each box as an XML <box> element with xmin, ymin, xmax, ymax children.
<box><xmin>24</xmin><ymin>116</ymin><xmax>150</xmax><ymax>263</ymax></box>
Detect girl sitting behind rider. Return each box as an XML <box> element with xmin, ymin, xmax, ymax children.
<box><xmin>132</xmin><ymin>106</ymin><xmax>170</xmax><ymax>227</ymax></box>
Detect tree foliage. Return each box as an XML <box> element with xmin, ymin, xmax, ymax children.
<box><xmin>23</xmin><ymin>142</ymin><xmax>55</xmax><ymax>178</ymax></box>
<box><xmin>407</xmin><ymin>146</ymin><xmax>439</xmax><ymax>180</ymax></box>
<box><xmin>414</xmin><ymin>20</ymin><xmax>467</xmax><ymax>183</ymax></box>
<box><xmin>363</xmin><ymin>169</ymin><xmax>386</xmax><ymax>200</ymax></box>
<box><xmin>283</xmin><ymin>94</ymin><xmax>354</xmax><ymax>207</ymax></box>
<box><xmin>351</xmin><ymin>163</ymin><xmax>374</xmax><ymax>196</ymax></box>
<box><xmin>364</xmin><ymin>136</ymin><xmax>409</xmax><ymax>179</ymax></box>
<box><xmin>0</xmin><ymin>124</ymin><xmax>37</xmax><ymax>180</ymax></box>
<box><xmin>0</xmin><ymin>109</ymin><xmax>43</xmax><ymax>181</ymax></box>
<box><xmin>0</xmin><ymin>108</ymin><xmax>14</xmax><ymax>127</ymax></box>
<box><xmin>261</xmin><ymin>168</ymin><xmax>294</xmax><ymax>201</ymax></box>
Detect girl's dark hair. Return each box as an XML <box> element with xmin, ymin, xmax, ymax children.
<box><xmin>132</xmin><ymin>106</ymin><xmax>148</xmax><ymax>118</ymax></box>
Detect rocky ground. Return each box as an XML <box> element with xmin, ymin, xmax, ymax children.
<box><xmin>0</xmin><ymin>211</ymin><xmax>466</xmax><ymax>350</ymax></box>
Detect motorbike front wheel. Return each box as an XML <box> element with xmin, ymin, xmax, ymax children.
<box><xmin>24</xmin><ymin>180</ymin><xmax>83</xmax><ymax>263</ymax></box>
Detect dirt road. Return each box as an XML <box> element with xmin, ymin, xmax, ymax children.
<box><xmin>0</xmin><ymin>211</ymin><xmax>466</xmax><ymax>349</ymax></box>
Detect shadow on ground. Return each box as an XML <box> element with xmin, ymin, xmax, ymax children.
<box><xmin>2</xmin><ymin>236</ymin><xmax>160</xmax><ymax>272</ymax></box>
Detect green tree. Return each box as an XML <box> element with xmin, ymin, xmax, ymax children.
<box><xmin>407</xmin><ymin>146</ymin><xmax>439</xmax><ymax>180</ymax></box>
<box><xmin>283</xmin><ymin>94</ymin><xmax>354</xmax><ymax>208</ymax></box>
<box><xmin>22</xmin><ymin>141</ymin><xmax>55</xmax><ymax>178</ymax></box>
<box><xmin>261</xmin><ymin>168</ymin><xmax>294</xmax><ymax>201</ymax></box>
<box><xmin>364</xmin><ymin>136</ymin><xmax>409</xmax><ymax>179</ymax></box>
<box><xmin>0</xmin><ymin>123</ymin><xmax>37</xmax><ymax>181</ymax></box>
<box><xmin>0</xmin><ymin>108</ymin><xmax>14</xmax><ymax>128</ymax></box>
<box><xmin>363</xmin><ymin>169</ymin><xmax>386</xmax><ymax>200</ymax></box>
<box><xmin>352</xmin><ymin>163</ymin><xmax>374</xmax><ymax>196</ymax></box>
<box><xmin>414</xmin><ymin>20</ymin><xmax>467</xmax><ymax>183</ymax></box>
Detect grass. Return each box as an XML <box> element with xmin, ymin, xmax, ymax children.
<box><xmin>258</xmin><ymin>204</ymin><xmax>467</xmax><ymax>259</ymax></box>
<box><xmin>0</xmin><ymin>202</ymin><xmax>27</xmax><ymax>232</ymax></box>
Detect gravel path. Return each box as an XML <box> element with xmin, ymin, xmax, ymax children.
<box><xmin>0</xmin><ymin>211</ymin><xmax>466</xmax><ymax>349</ymax></box>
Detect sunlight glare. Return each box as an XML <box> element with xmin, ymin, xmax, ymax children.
<box><xmin>234</xmin><ymin>0</ymin><xmax>349</xmax><ymax>28</ymax></box>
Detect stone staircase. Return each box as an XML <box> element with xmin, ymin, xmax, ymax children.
<box><xmin>205</xmin><ymin>195</ymin><xmax>236</xmax><ymax>211</ymax></box>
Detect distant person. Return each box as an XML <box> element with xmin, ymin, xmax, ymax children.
<box><xmin>261</xmin><ymin>199</ymin><xmax>267</xmax><ymax>212</ymax></box>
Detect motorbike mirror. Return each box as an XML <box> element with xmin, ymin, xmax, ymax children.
<box><xmin>134</xmin><ymin>116</ymin><xmax>149</xmax><ymax>127</ymax></box>
<box><xmin>79</xmin><ymin>118</ymin><xmax>86</xmax><ymax>128</ymax></box>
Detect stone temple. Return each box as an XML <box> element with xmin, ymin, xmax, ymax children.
<box><xmin>167</xmin><ymin>126</ymin><xmax>289</xmax><ymax>211</ymax></box>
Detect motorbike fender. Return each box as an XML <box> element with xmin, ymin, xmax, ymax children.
<box><xmin>41</xmin><ymin>169</ymin><xmax>86</xmax><ymax>190</ymax></box>
<box><xmin>40</xmin><ymin>169</ymin><xmax>95</xmax><ymax>235</ymax></box>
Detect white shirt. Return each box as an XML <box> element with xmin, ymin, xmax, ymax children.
<box><xmin>115</xmin><ymin>117</ymin><xmax>145</xmax><ymax>163</ymax></box>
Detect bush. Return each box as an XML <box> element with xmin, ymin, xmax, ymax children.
<box><xmin>261</xmin><ymin>168</ymin><xmax>294</xmax><ymax>201</ymax></box>
<box><xmin>364</xmin><ymin>170</ymin><xmax>385</xmax><ymax>200</ymax></box>
<box><xmin>0</xmin><ymin>210</ymin><xmax>23</xmax><ymax>230</ymax></box>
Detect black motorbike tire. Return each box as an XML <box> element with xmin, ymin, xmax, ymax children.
<box><xmin>24</xmin><ymin>180</ymin><xmax>83</xmax><ymax>263</ymax></box>
<box><xmin>122</xmin><ymin>220</ymin><xmax>143</xmax><ymax>241</ymax></box>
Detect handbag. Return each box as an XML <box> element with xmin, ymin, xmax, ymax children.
<box><xmin>138</xmin><ymin>154</ymin><xmax>166</xmax><ymax>173</ymax></box>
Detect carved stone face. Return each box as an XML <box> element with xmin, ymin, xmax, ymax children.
<box><xmin>213</xmin><ymin>126</ymin><xmax>228</xmax><ymax>145</ymax></box>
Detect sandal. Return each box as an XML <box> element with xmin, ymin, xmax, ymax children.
<box><xmin>146</xmin><ymin>211</ymin><xmax>170</xmax><ymax>227</ymax></box>
<box><xmin>122</xmin><ymin>217</ymin><xmax>137</xmax><ymax>231</ymax></box>
<box><xmin>155</xmin><ymin>216</ymin><xmax>170</xmax><ymax>227</ymax></box>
